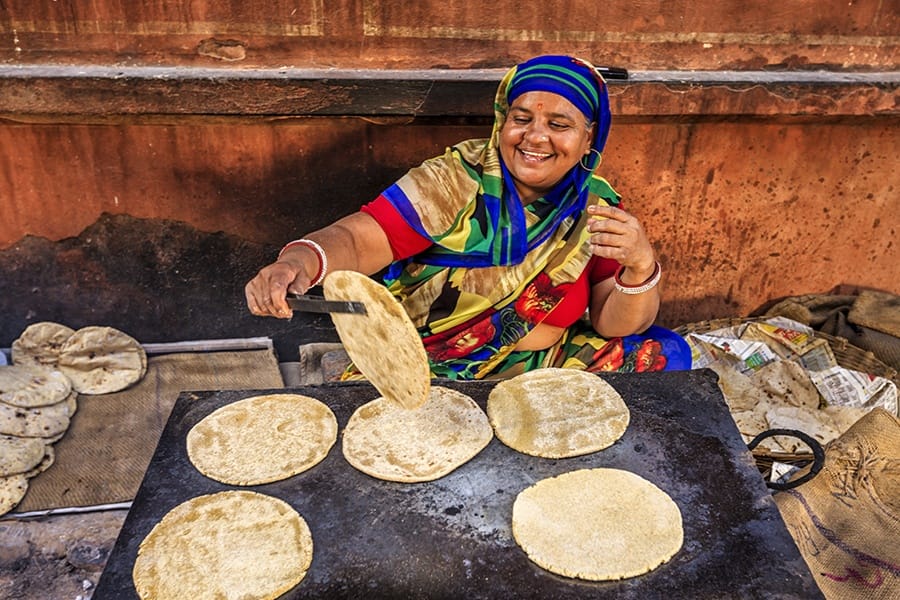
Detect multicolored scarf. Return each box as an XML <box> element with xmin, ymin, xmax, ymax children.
<box><xmin>364</xmin><ymin>55</ymin><xmax>690</xmax><ymax>379</ymax></box>
<box><xmin>382</xmin><ymin>55</ymin><xmax>611</xmax><ymax>271</ymax></box>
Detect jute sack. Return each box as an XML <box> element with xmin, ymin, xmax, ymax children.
<box><xmin>773</xmin><ymin>408</ymin><xmax>900</xmax><ymax>599</ymax></box>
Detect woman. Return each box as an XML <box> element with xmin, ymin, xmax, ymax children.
<box><xmin>246</xmin><ymin>55</ymin><xmax>690</xmax><ymax>379</ymax></box>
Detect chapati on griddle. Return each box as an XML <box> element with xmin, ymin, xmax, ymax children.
<box><xmin>323</xmin><ymin>270</ymin><xmax>430</xmax><ymax>410</ymax></box>
<box><xmin>342</xmin><ymin>386</ymin><xmax>492</xmax><ymax>483</ymax></box>
<box><xmin>186</xmin><ymin>393</ymin><xmax>338</xmax><ymax>486</ymax></box>
<box><xmin>512</xmin><ymin>468</ymin><xmax>683</xmax><ymax>581</ymax></box>
<box><xmin>487</xmin><ymin>368</ymin><xmax>630</xmax><ymax>458</ymax></box>
<box><xmin>132</xmin><ymin>490</ymin><xmax>313</xmax><ymax>600</ymax></box>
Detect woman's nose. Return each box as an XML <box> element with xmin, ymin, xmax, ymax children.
<box><xmin>524</xmin><ymin>122</ymin><xmax>550</xmax><ymax>143</ymax></box>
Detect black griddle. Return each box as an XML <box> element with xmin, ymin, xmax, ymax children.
<box><xmin>94</xmin><ymin>370</ymin><xmax>823</xmax><ymax>599</ymax></box>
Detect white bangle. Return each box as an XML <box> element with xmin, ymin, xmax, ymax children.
<box><xmin>278</xmin><ymin>239</ymin><xmax>328</xmax><ymax>287</ymax></box>
<box><xmin>614</xmin><ymin>261</ymin><xmax>661</xmax><ymax>295</ymax></box>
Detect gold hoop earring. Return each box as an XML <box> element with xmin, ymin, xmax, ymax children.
<box><xmin>579</xmin><ymin>149</ymin><xmax>602</xmax><ymax>172</ymax></box>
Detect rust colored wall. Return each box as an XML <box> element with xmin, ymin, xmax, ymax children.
<box><xmin>2</xmin><ymin>115</ymin><xmax>896</xmax><ymax>327</ymax></box>
<box><xmin>1</xmin><ymin>0</ymin><xmax>896</xmax><ymax>69</ymax></box>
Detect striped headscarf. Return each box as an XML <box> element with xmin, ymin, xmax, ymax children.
<box><xmin>504</xmin><ymin>54</ymin><xmax>611</xmax><ymax>164</ymax></box>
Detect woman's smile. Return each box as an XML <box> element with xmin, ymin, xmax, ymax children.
<box><xmin>499</xmin><ymin>91</ymin><xmax>595</xmax><ymax>203</ymax></box>
<box><xmin>518</xmin><ymin>148</ymin><xmax>554</xmax><ymax>162</ymax></box>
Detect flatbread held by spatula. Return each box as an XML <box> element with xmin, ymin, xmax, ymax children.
<box><xmin>323</xmin><ymin>270</ymin><xmax>430</xmax><ymax>410</ymax></box>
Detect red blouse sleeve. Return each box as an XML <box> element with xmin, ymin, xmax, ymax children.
<box><xmin>360</xmin><ymin>194</ymin><xmax>432</xmax><ymax>260</ymax></box>
<box><xmin>589</xmin><ymin>255</ymin><xmax>620</xmax><ymax>283</ymax></box>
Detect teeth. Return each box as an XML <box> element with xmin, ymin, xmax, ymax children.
<box><xmin>521</xmin><ymin>150</ymin><xmax>551</xmax><ymax>159</ymax></box>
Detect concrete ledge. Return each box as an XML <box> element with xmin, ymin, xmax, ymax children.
<box><xmin>1</xmin><ymin>65</ymin><xmax>897</xmax><ymax>121</ymax></box>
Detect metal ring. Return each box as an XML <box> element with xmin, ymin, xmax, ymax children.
<box><xmin>746</xmin><ymin>428</ymin><xmax>826</xmax><ymax>491</ymax></box>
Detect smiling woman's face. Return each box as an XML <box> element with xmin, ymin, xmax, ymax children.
<box><xmin>499</xmin><ymin>91</ymin><xmax>595</xmax><ymax>204</ymax></box>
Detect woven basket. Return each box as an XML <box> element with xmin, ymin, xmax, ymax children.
<box><xmin>674</xmin><ymin>317</ymin><xmax>899</xmax><ymax>477</ymax></box>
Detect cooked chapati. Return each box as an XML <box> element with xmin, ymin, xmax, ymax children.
<box><xmin>0</xmin><ymin>365</ymin><xmax>72</xmax><ymax>408</ymax></box>
<box><xmin>11</xmin><ymin>321</ymin><xmax>75</xmax><ymax>369</ymax></box>
<box><xmin>487</xmin><ymin>368</ymin><xmax>630</xmax><ymax>458</ymax></box>
<box><xmin>0</xmin><ymin>473</ymin><xmax>28</xmax><ymax>517</ymax></box>
<box><xmin>512</xmin><ymin>468</ymin><xmax>683</xmax><ymax>581</ymax></box>
<box><xmin>342</xmin><ymin>386</ymin><xmax>492</xmax><ymax>483</ymax></box>
<box><xmin>133</xmin><ymin>490</ymin><xmax>313</xmax><ymax>600</ymax></box>
<box><xmin>187</xmin><ymin>393</ymin><xmax>338</xmax><ymax>486</ymax></box>
<box><xmin>0</xmin><ymin>434</ymin><xmax>46</xmax><ymax>477</ymax></box>
<box><xmin>57</xmin><ymin>326</ymin><xmax>147</xmax><ymax>394</ymax></box>
<box><xmin>0</xmin><ymin>394</ymin><xmax>73</xmax><ymax>438</ymax></box>
<box><xmin>23</xmin><ymin>444</ymin><xmax>55</xmax><ymax>478</ymax></box>
<box><xmin>323</xmin><ymin>270</ymin><xmax>430</xmax><ymax>410</ymax></box>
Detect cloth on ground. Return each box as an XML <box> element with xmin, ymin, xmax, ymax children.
<box><xmin>774</xmin><ymin>408</ymin><xmax>900</xmax><ymax>599</ymax></box>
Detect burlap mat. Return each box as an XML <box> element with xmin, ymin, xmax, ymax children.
<box><xmin>14</xmin><ymin>349</ymin><xmax>284</xmax><ymax>513</ymax></box>
<box><xmin>774</xmin><ymin>408</ymin><xmax>900</xmax><ymax>599</ymax></box>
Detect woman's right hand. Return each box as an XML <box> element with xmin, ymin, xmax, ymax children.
<box><xmin>243</xmin><ymin>212</ymin><xmax>397</xmax><ymax>320</ymax></box>
<box><xmin>244</xmin><ymin>254</ymin><xmax>313</xmax><ymax>319</ymax></box>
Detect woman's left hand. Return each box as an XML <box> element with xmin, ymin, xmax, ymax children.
<box><xmin>586</xmin><ymin>204</ymin><xmax>657</xmax><ymax>282</ymax></box>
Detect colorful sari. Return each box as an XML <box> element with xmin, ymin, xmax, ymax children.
<box><xmin>354</xmin><ymin>56</ymin><xmax>691</xmax><ymax>380</ymax></box>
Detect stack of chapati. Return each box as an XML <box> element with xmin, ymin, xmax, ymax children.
<box><xmin>0</xmin><ymin>365</ymin><xmax>76</xmax><ymax>515</ymax></box>
<box><xmin>0</xmin><ymin>321</ymin><xmax>147</xmax><ymax>516</ymax></box>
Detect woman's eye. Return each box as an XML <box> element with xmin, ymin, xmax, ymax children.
<box><xmin>550</xmin><ymin>122</ymin><xmax>570</xmax><ymax>130</ymax></box>
<box><xmin>513</xmin><ymin>117</ymin><xmax>531</xmax><ymax>125</ymax></box>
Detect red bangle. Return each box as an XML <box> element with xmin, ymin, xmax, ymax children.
<box><xmin>614</xmin><ymin>261</ymin><xmax>661</xmax><ymax>295</ymax></box>
<box><xmin>278</xmin><ymin>239</ymin><xmax>327</xmax><ymax>286</ymax></box>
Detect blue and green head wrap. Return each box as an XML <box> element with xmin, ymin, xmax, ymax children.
<box><xmin>496</xmin><ymin>55</ymin><xmax>612</xmax><ymax>169</ymax></box>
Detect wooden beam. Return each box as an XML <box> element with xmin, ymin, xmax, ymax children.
<box><xmin>0</xmin><ymin>66</ymin><xmax>897</xmax><ymax>121</ymax></box>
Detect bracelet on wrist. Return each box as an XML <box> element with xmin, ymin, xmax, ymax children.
<box><xmin>614</xmin><ymin>261</ymin><xmax>661</xmax><ymax>295</ymax></box>
<box><xmin>277</xmin><ymin>239</ymin><xmax>328</xmax><ymax>287</ymax></box>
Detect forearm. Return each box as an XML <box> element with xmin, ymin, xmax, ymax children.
<box><xmin>277</xmin><ymin>212</ymin><xmax>394</xmax><ymax>282</ymax></box>
<box><xmin>245</xmin><ymin>212</ymin><xmax>393</xmax><ymax>319</ymax></box>
<box><xmin>589</xmin><ymin>275</ymin><xmax>661</xmax><ymax>338</ymax></box>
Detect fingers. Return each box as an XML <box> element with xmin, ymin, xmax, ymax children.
<box><xmin>245</xmin><ymin>262</ymin><xmax>309</xmax><ymax>319</ymax></box>
<box><xmin>585</xmin><ymin>206</ymin><xmax>655</xmax><ymax>268</ymax></box>
<box><xmin>587</xmin><ymin>204</ymin><xmax>629</xmax><ymax>222</ymax></box>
